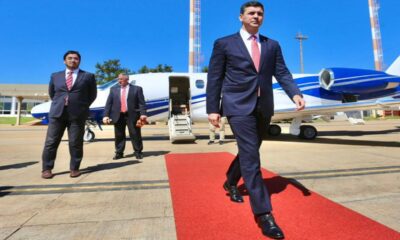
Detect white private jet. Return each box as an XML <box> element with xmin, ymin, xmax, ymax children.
<box><xmin>31</xmin><ymin>57</ymin><xmax>400</xmax><ymax>142</ymax></box>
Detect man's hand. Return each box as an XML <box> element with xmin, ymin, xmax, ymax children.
<box><xmin>140</xmin><ymin>115</ymin><xmax>148</xmax><ymax>124</ymax></box>
<box><xmin>136</xmin><ymin>115</ymin><xmax>148</xmax><ymax>127</ymax></box>
<box><xmin>102</xmin><ymin>117</ymin><xmax>111</xmax><ymax>124</ymax></box>
<box><xmin>208</xmin><ymin>113</ymin><xmax>221</xmax><ymax>128</ymax></box>
<box><xmin>293</xmin><ymin>95</ymin><xmax>305</xmax><ymax>111</ymax></box>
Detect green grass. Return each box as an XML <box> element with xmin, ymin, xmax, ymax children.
<box><xmin>0</xmin><ymin>117</ymin><xmax>36</xmax><ymax>125</ymax></box>
<box><xmin>364</xmin><ymin>115</ymin><xmax>400</xmax><ymax>121</ymax></box>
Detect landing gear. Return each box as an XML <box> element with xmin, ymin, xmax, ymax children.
<box><xmin>299</xmin><ymin>125</ymin><xmax>317</xmax><ymax>140</ymax></box>
<box><xmin>83</xmin><ymin>128</ymin><xmax>95</xmax><ymax>142</ymax></box>
<box><xmin>83</xmin><ymin>120</ymin><xmax>97</xmax><ymax>142</ymax></box>
<box><xmin>268</xmin><ymin>124</ymin><xmax>281</xmax><ymax>137</ymax></box>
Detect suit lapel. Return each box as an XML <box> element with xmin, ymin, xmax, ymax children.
<box><xmin>116</xmin><ymin>85</ymin><xmax>121</xmax><ymax>101</ymax></box>
<box><xmin>259</xmin><ymin>35</ymin><xmax>270</xmax><ymax>71</ymax></box>
<box><xmin>233</xmin><ymin>33</ymin><xmax>256</xmax><ymax>71</ymax></box>
<box><xmin>127</xmin><ymin>84</ymin><xmax>134</xmax><ymax>101</ymax></box>
<box><xmin>55</xmin><ymin>71</ymin><xmax>67</xmax><ymax>90</ymax></box>
<box><xmin>71</xmin><ymin>70</ymin><xmax>84</xmax><ymax>90</ymax></box>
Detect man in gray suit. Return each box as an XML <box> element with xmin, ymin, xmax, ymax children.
<box><xmin>41</xmin><ymin>50</ymin><xmax>97</xmax><ymax>179</ymax></box>
<box><xmin>103</xmin><ymin>73</ymin><xmax>147</xmax><ymax>160</ymax></box>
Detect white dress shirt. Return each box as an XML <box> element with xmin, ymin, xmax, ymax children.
<box><xmin>240</xmin><ymin>28</ymin><xmax>261</xmax><ymax>56</ymax></box>
<box><xmin>65</xmin><ymin>68</ymin><xmax>79</xmax><ymax>87</ymax></box>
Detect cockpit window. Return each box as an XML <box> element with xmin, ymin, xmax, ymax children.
<box><xmin>97</xmin><ymin>79</ymin><xmax>118</xmax><ymax>90</ymax></box>
<box><xmin>195</xmin><ymin>79</ymin><xmax>205</xmax><ymax>89</ymax></box>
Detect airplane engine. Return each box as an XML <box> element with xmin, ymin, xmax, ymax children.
<box><xmin>319</xmin><ymin>68</ymin><xmax>399</xmax><ymax>94</ymax></box>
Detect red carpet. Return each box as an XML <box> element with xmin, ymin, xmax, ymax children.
<box><xmin>165</xmin><ymin>152</ymin><xmax>400</xmax><ymax>240</ymax></box>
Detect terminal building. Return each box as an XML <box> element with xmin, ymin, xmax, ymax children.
<box><xmin>0</xmin><ymin>84</ymin><xmax>49</xmax><ymax>123</ymax></box>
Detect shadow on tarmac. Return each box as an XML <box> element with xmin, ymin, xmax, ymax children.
<box><xmin>317</xmin><ymin>126</ymin><xmax>400</xmax><ymax>137</ymax></box>
<box><xmin>237</xmin><ymin>176</ymin><xmax>311</xmax><ymax>198</ymax></box>
<box><xmin>268</xmin><ymin>135</ymin><xmax>400</xmax><ymax>148</ymax></box>
<box><xmin>66</xmin><ymin>126</ymin><xmax>400</xmax><ymax>147</ymax></box>
<box><xmin>125</xmin><ymin>150</ymin><xmax>170</xmax><ymax>158</ymax></box>
<box><xmin>51</xmin><ymin>160</ymin><xmax>142</xmax><ymax>177</ymax></box>
<box><xmin>0</xmin><ymin>161</ymin><xmax>38</xmax><ymax>171</ymax></box>
<box><xmin>0</xmin><ymin>186</ymin><xmax>13</xmax><ymax>197</ymax></box>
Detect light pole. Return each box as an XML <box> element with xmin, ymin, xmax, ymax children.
<box><xmin>295</xmin><ymin>32</ymin><xmax>308</xmax><ymax>73</ymax></box>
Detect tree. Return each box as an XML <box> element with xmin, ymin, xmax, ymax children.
<box><xmin>201</xmin><ymin>66</ymin><xmax>208</xmax><ymax>73</ymax></box>
<box><xmin>137</xmin><ymin>64</ymin><xmax>173</xmax><ymax>73</ymax></box>
<box><xmin>138</xmin><ymin>65</ymin><xmax>150</xmax><ymax>74</ymax></box>
<box><xmin>95</xmin><ymin>59</ymin><xmax>133</xmax><ymax>84</ymax></box>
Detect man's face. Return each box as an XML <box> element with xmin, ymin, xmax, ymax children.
<box><xmin>240</xmin><ymin>6</ymin><xmax>264</xmax><ymax>32</ymax></box>
<box><xmin>118</xmin><ymin>75</ymin><xmax>129</xmax><ymax>87</ymax></box>
<box><xmin>64</xmin><ymin>54</ymin><xmax>80</xmax><ymax>70</ymax></box>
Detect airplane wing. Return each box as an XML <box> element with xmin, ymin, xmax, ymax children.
<box><xmin>272</xmin><ymin>98</ymin><xmax>400</xmax><ymax>120</ymax></box>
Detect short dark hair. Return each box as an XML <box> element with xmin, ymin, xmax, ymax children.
<box><xmin>63</xmin><ymin>50</ymin><xmax>81</xmax><ymax>60</ymax></box>
<box><xmin>240</xmin><ymin>1</ymin><xmax>264</xmax><ymax>14</ymax></box>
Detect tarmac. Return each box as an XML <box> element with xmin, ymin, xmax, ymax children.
<box><xmin>0</xmin><ymin>119</ymin><xmax>399</xmax><ymax>239</ymax></box>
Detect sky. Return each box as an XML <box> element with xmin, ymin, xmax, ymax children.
<box><xmin>0</xmin><ymin>0</ymin><xmax>399</xmax><ymax>84</ymax></box>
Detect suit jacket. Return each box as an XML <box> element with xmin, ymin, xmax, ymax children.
<box><xmin>206</xmin><ymin>33</ymin><xmax>302</xmax><ymax>117</ymax></box>
<box><xmin>104</xmin><ymin>84</ymin><xmax>147</xmax><ymax>123</ymax></box>
<box><xmin>48</xmin><ymin>69</ymin><xmax>97</xmax><ymax>120</ymax></box>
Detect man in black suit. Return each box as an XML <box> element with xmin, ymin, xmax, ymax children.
<box><xmin>206</xmin><ymin>2</ymin><xmax>305</xmax><ymax>239</ymax></box>
<box><xmin>42</xmin><ymin>50</ymin><xmax>97</xmax><ymax>179</ymax></box>
<box><xmin>103</xmin><ymin>73</ymin><xmax>147</xmax><ymax>160</ymax></box>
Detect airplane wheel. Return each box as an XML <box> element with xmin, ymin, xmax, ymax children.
<box><xmin>83</xmin><ymin>129</ymin><xmax>95</xmax><ymax>142</ymax></box>
<box><xmin>299</xmin><ymin>125</ymin><xmax>317</xmax><ymax>140</ymax></box>
<box><xmin>268</xmin><ymin>124</ymin><xmax>281</xmax><ymax>136</ymax></box>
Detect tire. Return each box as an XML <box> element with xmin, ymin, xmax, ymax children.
<box><xmin>268</xmin><ymin>124</ymin><xmax>282</xmax><ymax>137</ymax></box>
<box><xmin>299</xmin><ymin>125</ymin><xmax>317</xmax><ymax>140</ymax></box>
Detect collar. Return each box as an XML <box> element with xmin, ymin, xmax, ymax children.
<box><xmin>65</xmin><ymin>68</ymin><xmax>79</xmax><ymax>75</ymax></box>
<box><xmin>240</xmin><ymin>28</ymin><xmax>260</xmax><ymax>41</ymax></box>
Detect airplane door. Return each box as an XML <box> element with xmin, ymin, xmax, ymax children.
<box><xmin>169</xmin><ymin>76</ymin><xmax>191</xmax><ymax>117</ymax></box>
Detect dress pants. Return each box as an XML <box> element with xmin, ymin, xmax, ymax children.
<box><xmin>42</xmin><ymin>107</ymin><xmax>86</xmax><ymax>171</ymax></box>
<box><xmin>114</xmin><ymin>112</ymin><xmax>143</xmax><ymax>155</ymax></box>
<box><xmin>226</xmin><ymin>101</ymin><xmax>272</xmax><ymax>215</ymax></box>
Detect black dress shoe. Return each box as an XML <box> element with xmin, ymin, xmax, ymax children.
<box><xmin>207</xmin><ymin>140</ymin><xmax>214</xmax><ymax>145</ymax></box>
<box><xmin>257</xmin><ymin>213</ymin><xmax>285</xmax><ymax>239</ymax></box>
<box><xmin>223</xmin><ymin>181</ymin><xmax>244</xmax><ymax>203</ymax></box>
<box><xmin>219</xmin><ymin>140</ymin><xmax>224</xmax><ymax>145</ymax></box>
<box><xmin>113</xmin><ymin>153</ymin><xmax>123</xmax><ymax>160</ymax></box>
<box><xmin>134</xmin><ymin>152</ymin><xmax>143</xmax><ymax>160</ymax></box>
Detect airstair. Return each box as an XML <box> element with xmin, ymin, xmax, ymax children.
<box><xmin>168</xmin><ymin>112</ymin><xmax>195</xmax><ymax>142</ymax></box>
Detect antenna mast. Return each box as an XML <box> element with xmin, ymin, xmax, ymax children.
<box><xmin>368</xmin><ymin>0</ymin><xmax>384</xmax><ymax>70</ymax></box>
<box><xmin>189</xmin><ymin>0</ymin><xmax>201</xmax><ymax>73</ymax></box>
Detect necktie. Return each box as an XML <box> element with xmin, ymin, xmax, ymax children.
<box><xmin>66</xmin><ymin>71</ymin><xmax>73</xmax><ymax>90</ymax></box>
<box><xmin>251</xmin><ymin>35</ymin><xmax>262</xmax><ymax>96</ymax></box>
<box><xmin>251</xmin><ymin>35</ymin><xmax>260</xmax><ymax>72</ymax></box>
<box><xmin>121</xmin><ymin>87</ymin><xmax>127</xmax><ymax>113</ymax></box>
<box><xmin>65</xmin><ymin>71</ymin><xmax>73</xmax><ymax>105</ymax></box>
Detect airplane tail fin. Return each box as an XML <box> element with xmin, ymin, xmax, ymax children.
<box><xmin>386</xmin><ymin>56</ymin><xmax>400</xmax><ymax>76</ymax></box>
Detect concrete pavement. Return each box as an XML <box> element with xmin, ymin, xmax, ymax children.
<box><xmin>0</xmin><ymin>120</ymin><xmax>399</xmax><ymax>239</ymax></box>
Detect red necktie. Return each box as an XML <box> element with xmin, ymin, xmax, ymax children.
<box><xmin>66</xmin><ymin>71</ymin><xmax>73</xmax><ymax>90</ymax></box>
<box><xmin>121</xmin><ymin>87</ymin><xmax>127</xmax><ymax>113</ymax></box>
<box><xmin>65</xmin><ymin>71</ymin><xmax>73</xmax><ymax>105</ymax></box>
<box><xmin>251</xmin><ymin>35</ymin><xmax>260</xmax><ymax>72</ymax></box>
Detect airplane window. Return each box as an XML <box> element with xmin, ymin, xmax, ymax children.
<box><xmin>97</xmin><ymin>79</ymin><xmax>118</xmax><ymax>90</ymax></box>
<box><xmin>195</xmin><ymin>79</ymin><xmax>205</xmax><ymax>89</ymax></box>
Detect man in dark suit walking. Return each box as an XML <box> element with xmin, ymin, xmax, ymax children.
<box><xmin>103</xmin><ymin>73</ymin><xmax>147</xmax><ymax>160</ymax></box>
<box><xmin>206</xmin><ymin>2</ymin><xmax>305</xmax><ymax>239</ymax></box>
<box><xmin>41</xmin><ymin>50</ymin><xmax>97</xmax><ymax>179</ymax></box>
